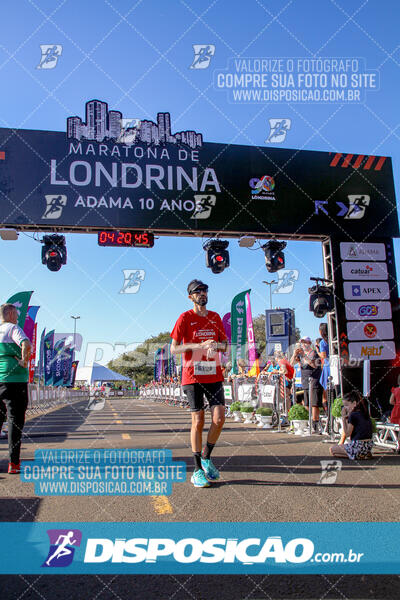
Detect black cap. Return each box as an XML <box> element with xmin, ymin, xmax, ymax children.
<box><xmin>187</xmin><ymin>279</ymin><xmax>208</xmax><ymax>295</ymax></box>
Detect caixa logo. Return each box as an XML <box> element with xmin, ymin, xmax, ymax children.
<box><xmin>83</xmin><ymin>536</ymin><xmax>314</xmax><ymax>564</ymax></box>
<box><xmin>358</xmin><ymin>304</ymin><xmax>378</xmax><ymax>317</ymax></box>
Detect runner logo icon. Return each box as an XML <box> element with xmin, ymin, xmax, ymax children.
<box><xmin>191</xmin><ymin>194</ymin><xmax>216</xmax><ymax>219</ymax></box>
<box><xmin>42</xmin><ymin>529</ymin><xmax>82</xmax><ymax>567</ymax></box>
<box><xmin>42</xmin><ymin>195</ymin><xmax>67</xmax><ymax>220</ymax></box>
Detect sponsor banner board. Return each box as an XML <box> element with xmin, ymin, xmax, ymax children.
<box><xmin>343</xmin><ymin>281</ymin><xmax>390</xmax><ymax>300</ymax></box>
<box><xmin>340</xmin><ymin>242</ymin><xmax>386</xmax><ymax>261</ymax></box>
<box><xmin>0</xmin><ymin>123</ymin><xmax>398</xmax><ymax>238</ymax></box>
<box><xmin>223</xmin><ymin>384</ymin><xmax>233</xmax><ymax>400</ymax></box>
<box><xmin>260</xmin><ymin>384</ymin><xmax>275</xmax><ymax>404</ymax></box>
<box><xmin>2</xmin><ymin>521</ymin><xmax>400</xmax><ymax>574</ymax></box>
<box><xmin>341</xmin><ymin>261</ymin><xmax>388</xmax><ymax>280</ymax></box>
<box><xmin>348</xmin><ymin>340</ymin><xmax>396</xmax><ymax>361</ymax></box>
<box><xmin>346</xmin><ymin>320</ymin><xmax>394</xmax><ymax>341</ymax></box>
<box><xmin>345</xmin><ymin>301</ymin><xmax>392</xmax><ymax>321</ymax></box>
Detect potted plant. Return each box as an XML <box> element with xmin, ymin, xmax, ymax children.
<box><xmin>256</xmin><ymin>406</ymin><xmax>274</xmax><ymax>429</ymax></box>
<box><xmin>240</xmin><ymin>402</ymin><xmax>254</xmax><ymax>424</ymax></box>
<box><xmin>287</xmin><ymin>404</ymin><xmax>310</xmax><ymax>436</ymax></box>
<box><xmin>331</xmin><ymin>397</ymin><xmax>343</xmax><ymax>435</ymax></box>
<box><xmin>230</xmin><ymin>401</ymin><xmax>242</xmax><ymax>422</ymax></box>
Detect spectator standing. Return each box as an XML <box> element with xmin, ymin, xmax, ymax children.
<box><xmin>0</xmin><ymin>303</ymin><xmax>31</xmax><ymax>473</ymax></box>
<box><xmin>317</xmin><ymin>323</ymin><xmax>330</xmax><ymax>412</ymax></box>
<box><xmin>389</xmin><ymin>375</ymin><xmax>400</xmax><ymax>453</ymax></box>
<box><xmin>291</xmin><ymin>337</ymin><xmax>323</xmax><ymax>433</ymax></box>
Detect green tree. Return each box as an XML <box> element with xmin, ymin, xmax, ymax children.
<box><xmin>252</xmin><ymin>314</ymin><xmax>266</xmax><ymax>358</ymax></box>
<box><xmin>108</xmin><ymin>331</ymin><xmax>175</xmax><ymax>387</ymax></box>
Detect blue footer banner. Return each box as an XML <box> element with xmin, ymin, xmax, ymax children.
<box><xmin>0</xmin><ymin>522</ymin><xmax>399</xmax><ymax>574</ymax></box>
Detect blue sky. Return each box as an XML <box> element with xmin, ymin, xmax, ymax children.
<box><xmin>0</xmin><ymin>0</ymin><xmax>399</xmax><ymax>367</ymax></box>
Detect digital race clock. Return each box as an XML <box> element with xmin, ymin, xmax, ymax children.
<box><xmin>97</xmin><ymin>230</ymin><xmax>154</xmax><ymax>247</ymax></box>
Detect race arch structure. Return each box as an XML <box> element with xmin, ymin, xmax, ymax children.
<box><xmin>0</xmin><ymin>108</ymin><xmax>398</xmax><ymax>410</ymax></box>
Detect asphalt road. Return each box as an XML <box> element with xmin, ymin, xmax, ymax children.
<box><xmin>0</xmin><ymin>396</ymin><xmax>399</xmax><ymax>599</ymax></box>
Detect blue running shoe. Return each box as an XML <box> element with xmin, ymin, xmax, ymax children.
<box><xmin>201</xmin><ymin>457</ymin><xmax>220</xmax><ymax>481</ymax></box>
<box><xmin>191</xmin><ymin>469</ymin><xmax>210</xmax><ymax>488</ymax></box>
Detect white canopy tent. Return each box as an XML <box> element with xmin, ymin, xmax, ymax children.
<box><xmin>75</xmin><ymin>362</ymin><xmax>131</xmax><ymax>385</ymax></box>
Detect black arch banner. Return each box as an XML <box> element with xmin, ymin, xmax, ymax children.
<box><xmin>0</xmin><ymin>126</ymin><xmax>397</xmax><ymax>239</ymax></box>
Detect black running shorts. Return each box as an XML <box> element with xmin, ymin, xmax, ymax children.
<box><xmin>302</xmin><ymin>378</ymin><xmax>323</xmax><ymax>408</ymax></box>
<box><xmin>182</xmin><ymin>381</ymin><xmax>225</xmax><ymax>412</ymax></box>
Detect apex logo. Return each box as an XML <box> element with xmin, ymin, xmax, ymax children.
<box><xmin>42</xmin><ymin>529</ymin><xmax>82</xmax><ymax>567</ymax></box>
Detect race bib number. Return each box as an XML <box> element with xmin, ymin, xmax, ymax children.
<box><xmin>194</xmin><ymin>361</ymin><xmax>216</xmax><ymax>376</ymax></box>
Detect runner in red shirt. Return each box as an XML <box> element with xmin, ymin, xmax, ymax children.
<box><xmin>171</xmin><ymin>279</ymin><xmax>228</xmax><ymax>488</ymax></box>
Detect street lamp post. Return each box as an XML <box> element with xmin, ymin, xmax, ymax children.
<box><xmin>71</xmin><ymin>315</ymin><xmax>80</xmax><ymax>351</ymax></box>
<box><xmin>262</xmin><ymin>280</ymin><xmax>278</xmax><ymax>310</ymax></box>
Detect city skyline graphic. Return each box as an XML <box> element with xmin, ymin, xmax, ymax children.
<box><xmin>67</xmin><ymin>99</ymin><xmax>203</xmax><ymax>149</ymax></box>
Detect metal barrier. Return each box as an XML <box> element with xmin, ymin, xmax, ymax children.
<box><xmin>27</xmin><ymin>384</ymin><xmax>88</xmax><ymax>414</ymax></box>
<box><xmin>373</xmin><ymin>423</ymin><xmax>400</xmax><ymax>450</ymax></box>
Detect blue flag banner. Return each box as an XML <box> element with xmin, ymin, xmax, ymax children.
<box><xmin>62</xmin><ymin>346</ymin><xmax>73</xmax><ymax>386</ymax></box>
<box><xmin>38</xmin><ymin>327</ymin><xmax>46</xmax><ymax>380</ymax></box>
<box><xmin>43</xmin><ymin>330</ymin><xmax>55</xmax><ymax>386</ymax></box>
<box><xmin>52</xmin><ymin>338</ymin><xmax>66</xmax><ymax>387</ymax></box>
<box><xmin>0</xmin><ymin>522</ymin><xmax>398</xmax><ymax>574</ymax></box>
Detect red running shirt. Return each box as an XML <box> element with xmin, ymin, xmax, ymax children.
<box><xmin>170</xmin><ymin>309</ymin><xmax>227</xmax><ymax>385</ymax></box>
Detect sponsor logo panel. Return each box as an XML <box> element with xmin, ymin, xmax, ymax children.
<box><xmin>340</xmin><ymin>242</ymin><xmax>386</xmax><ymax>261</ymax></box>
<box><xmin>341</xmin><ymin>261</ymin><xmax>388</xmax><ymax>280</ymax></box>
<box><xmin>346</xmin><ymin>320</ymin><xmax>394</xmax><ymax>341</ymax></box>
<box><xmin>249</xmin><ymin>175</ymin><xmax>276</xmax><ymax>200</ymax></box>
<box><xmin>345</xmin><ymin>301</ymin><xmax>392</xmax><ymax>321</ymax></box>
<box><xmin>343</xmin><ymin>281</ymin><xmax>390</xmax><ymax>300</ymax></box>
<box><xmin>348</xmin><ymin>341</ymin><xmax>396</xmax><ymax>361</ymax></box>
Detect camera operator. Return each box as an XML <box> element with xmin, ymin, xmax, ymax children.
<box><xmin>291</xmin><ymin>337</ymin><xmax>323</xmax><ymax>433</ymax></box>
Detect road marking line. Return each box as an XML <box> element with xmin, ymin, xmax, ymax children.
<box><xmin>151</xmin><ymin>496</ymin><xmax>173</xmax><ymax>514</ymax></box>
<box><xmin>122</xmin><ymin>433</ymin><xmax>131</xmax><ymax>440</ymax></box>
